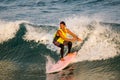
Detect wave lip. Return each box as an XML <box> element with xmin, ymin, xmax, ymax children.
<box><xmin>0</xmin><ymin>20</ymin><xmax>29</xmax><ymax>43</ymax></box>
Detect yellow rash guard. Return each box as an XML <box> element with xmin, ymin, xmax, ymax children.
<box><xmin>54</xmin><ymin>28</ymin><xmax>67</xmax><ymax>44</ymax></box>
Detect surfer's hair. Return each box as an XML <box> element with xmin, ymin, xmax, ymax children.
<box><xmin>60</xmin><ymin>21</ymin><xmax>66</xmax><ymax>25</ymax></box>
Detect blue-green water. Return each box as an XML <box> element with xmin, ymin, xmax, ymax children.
<box><xmin>0</xmin><ymin>0</ymin><xmax>120</xmax><ymax>80</ymax></box>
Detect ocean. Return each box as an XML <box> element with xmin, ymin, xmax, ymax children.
<box><xmin>0</xmin><ymin>0</ymin><xmax>120</xmax><ymax>80</ymax></box>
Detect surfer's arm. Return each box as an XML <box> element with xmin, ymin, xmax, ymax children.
<box><xmin>67</xmin><ymin>29</ymin><xmax>82</xmax><ymax>41</ymax></box>
<box><xmin>57</xmin><ymin>30</ymin><xmax>75</xmax><ymax>42</ymax></box>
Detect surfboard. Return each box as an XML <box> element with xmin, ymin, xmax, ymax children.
<box><xmin>46</xmin><ymin>52</ymin><xmax>77</xmax><ymax>74</ymax></box>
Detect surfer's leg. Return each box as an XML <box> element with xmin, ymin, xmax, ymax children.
<box><xmin>59</xmin><ymin>44</ymin><xmax>64</xmax><ymax>58</ymax></box>
<box><xmin>63</xmin><ymin>41</ymin><xmax>72</xmax><ymax>54</ymax></box>
<box><xmin>68</xmin><ymin>41</ymin><xmax>72</xmax><ymax>53</ymax></box>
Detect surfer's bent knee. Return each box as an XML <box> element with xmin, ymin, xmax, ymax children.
<box><xmin>53</xmin><ymin>41</ymin><xmax>72</xmax><ymax>48</ymax></box>
<box><xmin>53</xmin><ymin>41</ymin><xmax>64</xmax><ymax>48</ymax></box>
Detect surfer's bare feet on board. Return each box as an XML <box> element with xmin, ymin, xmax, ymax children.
<box><xmin>61</xmin><ymin>58</ymin><xmax>65</xmax><ymax>61</ymax></box>
<box><xmin>67</xmin><ymin>53</ymin><xmax>73</xmax><ymax>56</ymax></box>
<box><xmin>66</xmin><ymin>53</ymin><xmax>71</xmax><ymax>56</ymax></box>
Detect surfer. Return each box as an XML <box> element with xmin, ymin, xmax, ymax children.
<box><xmin>53</xmin><ymin>21</ymin><xmax>82</xmax><ymax>61</ymax></box>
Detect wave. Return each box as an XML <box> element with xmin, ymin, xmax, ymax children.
<box><xmin>0</xmin><ymin>20</ymin><xmax>58</xmax><ymax>66</ymax></box>
<box><xmin>0</xmin><ymin>16</ymin><xmax>120</xmax><ymax>63</ymax></box>
<box><xmin>0</xmin><ymin>22</ymin><xmax>58</xmax><ymax>80</ymax></box>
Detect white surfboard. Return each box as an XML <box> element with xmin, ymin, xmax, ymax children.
<box><xmin>46</xmin><ymin>52</ymin><xmax>77</xmax><ymax>74</ymax></box>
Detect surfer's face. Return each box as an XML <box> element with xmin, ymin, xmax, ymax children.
<box><xmin>60</xmin><ymin>24</ymin><xmax>65</xmax><ymax>30</ymax></box>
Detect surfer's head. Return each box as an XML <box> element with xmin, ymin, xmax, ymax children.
<box><xmin>60</xmin><ymin>21</ymin><xmax>66</xmax><ymax>29</ymax></box>
<box><xmin>60</xmin><ymin>21</ymin><xmax>66</xmax><ymax>26</ymax></box>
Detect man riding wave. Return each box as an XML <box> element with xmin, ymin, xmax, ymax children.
<box><xmin>53</xmin><ymin>21</ymin><xmax>82</xmax><ymax>61</ymax></box>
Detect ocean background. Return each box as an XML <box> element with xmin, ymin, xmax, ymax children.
<box><xmin>0</xmin><ymin>0</ymin><xmax>120</xmax><ymax>80</ymax></box>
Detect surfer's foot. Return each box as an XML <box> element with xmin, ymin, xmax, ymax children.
<box><xmin>66</xmin><ymin>53</ymin><xmax>70</xmax><ymax>56</ymax></box>
<box><xmin>60</xmin><ymin>58</ymin><xmax>65</xmax><ymax>61</ymax></box>
<box><xmin>67</xmin><ymin>53</ymin><xmax>73</xmax><ymax>56</ymax></box>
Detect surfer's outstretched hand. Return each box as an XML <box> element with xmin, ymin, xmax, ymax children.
<box><xmin>70</xmin><ymin>38</ymin><xmax>76</xmax><ymax>42</ymax></box>
<box><xmin>71</xmin><ymin>37</ymin><xmax>82</xmax><ymax>42</ymax></box>
<box><xmin>75</xmin><ymin>36</ymin><xmax>82</xmax><ymax>42</ymax></box>
<box><xmin>77</xmin><ymin>37</ymin><xmax>82</xmax><ymax>42</ymax></box>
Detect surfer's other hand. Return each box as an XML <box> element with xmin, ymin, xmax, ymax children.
<box><xmin>75</xmin><ymin>36</ymin><xmax>82</xmax><ymax>42</ymax></box>
<box><xmin>77</xmin><ymin>38</ymin><xmax>82</xmax><ymax>42</ymax></box>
